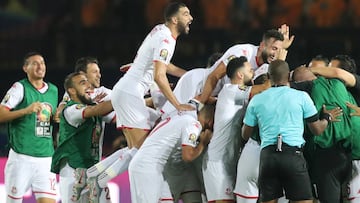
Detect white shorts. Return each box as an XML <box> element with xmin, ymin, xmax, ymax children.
<box><xmin>5</xmin><ymin>149</ymin><xmax>57</xmax><ymax>200</ymax></box>
<box><xmin>347</xmin><ymin>160</ymin><xmax>360</xmax><ymax>201</ymax></box>
<box><xmin>202</xmin><ymin>158</ymin><xmax>236</xmax><ymax>201</ymax></box>
<box><xmin>59</xmin><ymin>163</ymin><xmax>111</xmax><ymax>203</ymax></box>
<box><xmin>233</xmin><ymin>138</ymin><xmax>261</xmax><ymax>202</ymax></box>
<box><xmin>164</xmin><ymin>164</ymin><xmax>202</xmax><ymax>202</ymax></box>
<box><xmin>112</xmin><ymin>85</ymin><xmax>153</xmax><ymax>130</ymax></box>
<box><xmin>129</xmin><ymin>169</ymin><xmax>164</xmax><ymax>203</ymax></box>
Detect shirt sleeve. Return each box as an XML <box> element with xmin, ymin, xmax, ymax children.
<box><xmin>153</xmin><ymin>35</ymin><xmax>174</xmax><ymax>65</ymax></box>
<box><xmin>59</xmin><ymin>92</ymin><xmax>70</xmax><ymax>105</ymax></box>
<box><xmin>63</xmin><ymin>104</ymin><xmax>87</xmax><ymax>127</ymax></box>
<box><xmin>243</xmin><ymin>99</ymin><xmax>258</xmax><ymax>127</ymax></box>
<box><xmin>1</xmin><ymin>82</ymin><xmax>24</xmax><ymax>109</ymax></box>
<box><xmin>181</xmin><ymin>120</ymin><xmax>202</xmax><ymax>148</ymax></box>
<box><xmin>301</xmin><ymin>92</ymin><xmax>318</xmax><ymax>119</ymax></box>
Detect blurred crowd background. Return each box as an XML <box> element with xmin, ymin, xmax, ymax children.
<box><xmin>1</xmin><ymin>0</ymin><xmax>360</xmax><ymax>156</ymax></box>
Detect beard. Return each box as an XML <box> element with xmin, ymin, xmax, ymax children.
<box><xmin>77</xmin><ymin>93</ymin><xmax>93</xmax><ymax>105</ymax></box>
<box><xmin>177</xmin><ymin>21</ymin><xmax>188</xmax><ymax>34</ymax></box>
<box><xmin>261</xmin><ymin>50</ymin><xmax>270</xmax><ymax>64</ymax></box>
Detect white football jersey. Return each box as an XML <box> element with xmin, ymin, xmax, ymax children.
<box><xmin>207</xmin><ymin>84</ymin><xmax>252</xmax><ymax>162</ymax></box>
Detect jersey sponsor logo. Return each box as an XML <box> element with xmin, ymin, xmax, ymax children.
<box><xmin>163</xmin><ymin>39</ymin><xmax>170</xmax><ymax>44</ymax></box>
<box><xmin>242</xmin><ymin>49</ymin><xmax>248</xmax><ymax>56</ymax></box>
<box><xmin>159</xmin><ymin>49</ymin><xmax>169</xmax><ymax>61</ymax></box>
<box><xmin>227</xmin><ymin>55</ymin><xmax>236</xmax><ymax>63</ymax></box>
<box><xmin>2</xmin><ymin>93</ymin><xmax>10</xmax><ymax>104</ymax></box>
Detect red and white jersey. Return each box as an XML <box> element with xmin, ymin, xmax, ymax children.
<box><xmin>1</xmin><ymin>81</ymin><xmax>49</xmax><ymax>109</ymax></box>
<box><xmin>60</xmin><ymin>86</ymin><xmax>112</xmax><ymax>105</ymax></box>
<box><xmin>120</xmin><ymin>24</ymin><xmax>176</xmax><ymax>96</ymax></box>
<box><xmin>130</xmin><ymin>112</ymin><xmax>202</xmax><ymax>172</ymax></box>
<box><xmin>207</xmin><ymin>84</ymin><xmax>252</xmax><ymax>162</ymax></box>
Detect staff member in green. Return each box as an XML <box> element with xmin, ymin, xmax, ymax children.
<box><xmin>51</xmin><ymin>72</ymin><xmax>114</xmax><ymax>203</ymax></box>
<box><xmin>0</xmin><ymin>52</ymin><xmax>58</xmax><ymax>203</ymax></box>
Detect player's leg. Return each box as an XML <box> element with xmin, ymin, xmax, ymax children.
<box><xmin>5</xmin><ymin>150</ymin><xmax>38</xmax><ymax>203</ymax></box>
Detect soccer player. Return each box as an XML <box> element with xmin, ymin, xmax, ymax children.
<box><xmin>51</xmin><ymin>72</ymin><xmax>114</xmax><ymax>203</ymax></box>
<box><xmin>128</xmin><ymin>102</ymin><xmax>215</xmax><ymax>203</ymax></box>
<box><xmin>0</xmin><ymin>52</ymin><xmax>58</xmax><ymax>203</ymax></box>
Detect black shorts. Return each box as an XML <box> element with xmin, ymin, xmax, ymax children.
<box><xmin>259</xmin><ymin>144</ymin><xmax>313</xmax><ymax>202</ymax></box>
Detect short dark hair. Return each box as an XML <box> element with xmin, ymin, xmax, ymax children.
<box><xmin>331</xmin><ymin>54</ymin><xmax>357</xmax><ymax>74</ymax></box>
<box><xmin>310</xmin><ymin>54</ymin><xmax>329</xmax><ymax>66</ymax></box>
<box><xmin>64</xmin><ymin>72</ymin><xmax>85</xmax><ymax>93</ymax></box>
<box><xmin>74</xmin><ymin>57</ymin><xmax>98</xmax><ymax>73</ymax></box>
<box><xmin>268</xmin><ymin>60</ymin><xmax>289</xmax><ymax>83</ymax></box>
<box><xmin>164</xmin><ymin>2</ymin><xmax>187</xmax><ymax>22</ymax></box>
<box><xmin>263</xmin><ymin>29</ymin><xmax>284</xmax><ymax>42</ymax></box>
<box><xmin>23</xmin><ymin>51</ymin><xmax>43</xmax><ymax>66</ymax></box>
<box><xmin>226</xmin><ymin>56</ymin><xmax>248</xmax><ymax>79</ymax></box>
<box><xmin>207</xmin><ymin>52</ymin><xmax>223</xmax><ymax>67</ymax></box>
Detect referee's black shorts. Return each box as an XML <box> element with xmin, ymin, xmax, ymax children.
<box><xmin>259</xmin><ymin>144</ymin><xmax>313</xmax><ymax>202</ymax></box>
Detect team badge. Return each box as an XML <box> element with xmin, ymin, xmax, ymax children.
<box><xmin>188</xmin><ymin>133</ymin><xmax>197</xmax><ymax>145</ymax></box>
<box><xmin>159</xmin><ymin>49</ymin><xmax>169</xmax><ymax>61</ymax></box>
<box><xmin>227</xmin><ymin>55</ymin><xmax>237</xmax><ymax>63</ymax></box>
<box><xmin>2</xmin><ymin>93</ymin><xmax>10</xmax><ymax>104</ymax></box>
<box><xmin>11</xmin><ymin>186</ymin><xmax>17</xmax><ymax>194</ymax></box>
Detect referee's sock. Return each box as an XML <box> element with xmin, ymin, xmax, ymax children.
<box><xmin>87</xmin><ymin>147</ymin><xmax>129</xmax><ymax>178</ymax></box>
<box><xmin>97</xmin><ymin>147</ymin><xmax>138</xmax><ymax>188</ymax></box>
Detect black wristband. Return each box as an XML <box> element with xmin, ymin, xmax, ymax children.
<box><xmin>321</xmin><ymin>113</ymin><xmax>332</xmax><ymax>122</ymax></box>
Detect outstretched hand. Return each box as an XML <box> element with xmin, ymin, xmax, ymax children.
<box><xmin>278</xmin><ymin>24</ymin><xmax>295</xmax><ymax>49</ymax></box>
<box><xmin>322</xmin><ymin>105</ymin><xmax>343</xmax><ymax>122</ymax></box>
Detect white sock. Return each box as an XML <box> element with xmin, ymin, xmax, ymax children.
<box><xmin>87</xmin><ymin>147</ymin><xmax>129</xmax><ymax>177</ymax></box>
<box><xmin>97</xmin><ymin>148</ymin><xmax>138</xmax><ymax>188</ymax></box>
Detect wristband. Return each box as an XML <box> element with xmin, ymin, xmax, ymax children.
<box><xmin>321</xmin><ymin>113</ymin><xmax>332</xmax><ymax>122</ymax></box>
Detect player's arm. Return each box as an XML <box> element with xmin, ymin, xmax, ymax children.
<box><xmin>249</xmin><ymin>80</ymin><xmax>271</xmax><ymax>99</ymax></box>
<box><xmin>182</xmin><ymin>129</ymin><xmax>212</xmax><ymax>162</ymax></box>
<box><xmin>83</xmin><ymin>100</ymin><xmax>113</xmax><ymax>118</ymax></box>
<box><xmin>0</xmin><ymin>102</ymin><xmax>42</xmax><ymax>123</ymax></box>
<box><xmin>167</xmin><ymin>63</ymin><xmax>187</xmax><ymax>77</ymax></box>
<box><xmin>306</xmin><ymin>105</ymin><xmax>343</xmax><ymax>135</ymax></box>
<box><xmin>310</xmin><ymin>67</ymin><xmax>356</xmax><ymax>87</ymax></box>
<box><xmin>154</xmin><ymin>61</ymin><xmax>194</xmax><ymax>111</ymax></box>
<box><xmin>197</xmin><ymin>62</ymin><xmax>227</xmax><ymax>104</ymax></box>
<box><xmin>241</xmin><ymin>124</ymin><xmax>255</xmax><ymax>141</ymax></box>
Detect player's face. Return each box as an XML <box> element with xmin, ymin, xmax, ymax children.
<box><xmin>329</xmin><ymin>59</ymin><xmax>340</xmax><ymax>68</ymax></box>
<box><xmin>261</xmin><ymin>38</ymin><xmax>283</xmax><ymax>64</ymax></box>
<box><xmin>242</xmin><ymin>62</ymin><xmax>254</xmax><ymax>85</ymax></box>
<box><xmin>72</xmin><ymin>74</ymin><xmax>93</xmax><ymax>105</ymax></box>
<box><xmin>23</xmin><ymin>55</ymin><xmax>46</xmax><ymax>80</ymax></box>
<box><xmin>176</xmin><ymin>6</ymin><xmax>193</xmax><ymax>34</ymax></box>
<box><xmin>85</xmin><ymin>63</ymin><xmax>101</xmax><ymax>88</ymax></box>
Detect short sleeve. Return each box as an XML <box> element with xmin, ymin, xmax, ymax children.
<box><xmin>181</xmin><ymin>120</ymin><xmax>202</xmax><ymax>148</ymax></box>
<box><xmin>63</xmin><ymin>104</ymin><xmax>86</xmax><ymax>127</ymax></box>
<box><xmin>1</xmin><ymin>82</ymin><xmax>24</xmax><ymax>109</ymax></box>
